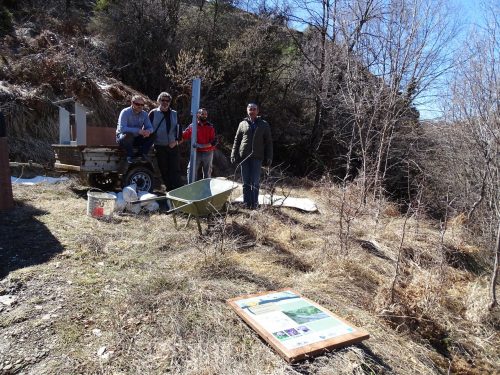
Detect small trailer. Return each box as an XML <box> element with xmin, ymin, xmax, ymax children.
<box><xmin>51</xmin><ymin>98</ymin><xmax>159</xmax><ymax>192</ymax></box>
<box><xmin>52</xmin><ymin>144</ymin><xmax>159</xmax><ymax>192</ymax></box>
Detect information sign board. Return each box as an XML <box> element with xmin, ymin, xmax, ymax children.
<box><xmin>227</xmin><ymin>289</ymin><xmax>369</xmax><ymax>363</ymax></box>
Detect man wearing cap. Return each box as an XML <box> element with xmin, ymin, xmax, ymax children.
<box><xmin>231</xmin><ymin>103</ymin><xmax>273</xmax><ymax>209</ymax></box>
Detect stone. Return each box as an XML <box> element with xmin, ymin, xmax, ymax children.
<box><xmin>92</xmin><ymin>328</ymin><xmax>102</xmax><ymax>337</ymax></box>
<box><xmin>0</xmin><ymin>295</ymin><xmax>17</xmax><ymax>306</ymax></box>
<box><xmin>100</xmin><ymin>351</ymin><xmax>113</xmax><ymax>362</ymax></box>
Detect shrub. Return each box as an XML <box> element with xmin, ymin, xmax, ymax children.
<box><xmin>0</xmin><ymin>6</ymin><xmax>14</xmax><ymax>36</ymax></box>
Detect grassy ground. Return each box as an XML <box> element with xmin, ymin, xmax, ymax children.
<box><xmin>0</xmin><ymin>177</ymin><xmax>499</xmax><ymax>374</ymax></box>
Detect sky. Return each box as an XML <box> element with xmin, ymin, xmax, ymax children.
<box><xmin>241</xmin><ymin>0</ymin><xmax>490</xmax><ymax>121</ymax></box>
<box><xmin>417</xmin><ymin>0</ymin><xmax>486</xmax><ymax>120</ymax></box>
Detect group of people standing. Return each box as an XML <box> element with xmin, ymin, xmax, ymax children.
<box><xmin>116</xmin><ymin>93</ymin><xmax>273</xmax><ymax>209</ymax></box>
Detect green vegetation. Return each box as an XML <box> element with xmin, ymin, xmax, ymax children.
<box><xmin>0</xmin><ymin>6</ymin><xmax>13</xmax><ymax>36</ymax></box>
<box><xmin>94</xmin><ymin>0</ymin><xmax>111</xmax><ymax>11</ymax></box>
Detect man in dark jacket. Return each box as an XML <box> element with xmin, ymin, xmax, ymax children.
<box><xmin>231</xmin><ymin>103</ymin><xmax>273</xmax><ymax>209</ymax></box>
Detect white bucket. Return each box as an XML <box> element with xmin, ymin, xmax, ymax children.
<box><xmin>87</xmin><ymin>191</ymin><xmax>116</xmax><ymax>219</ymax></box>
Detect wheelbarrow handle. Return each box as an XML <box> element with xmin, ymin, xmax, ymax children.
<box><xmin>128</xmin><ymin>196</ymin><xmax>169</xmax><ymax>204</ymax></box>
<box><xmin>127</xmin><ymin>196</ymin><xmax>193</xmax><ymax>215</ymax></box>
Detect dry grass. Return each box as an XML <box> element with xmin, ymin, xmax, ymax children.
<box><xmin>0</xmin><ymin>177</ymin><xmax>498</xmax><ymax>374</ymax></box>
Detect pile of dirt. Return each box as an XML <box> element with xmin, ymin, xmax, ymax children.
<box><xmin>0</xmin><ymin>10</ymin><xmax>152</xmax><ymax>164</ymax></box>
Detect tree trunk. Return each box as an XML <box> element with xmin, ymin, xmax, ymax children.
<box><xmin>489</xmin><ymin>218</ymin><xmax>500</xmax><ymax>310</ymax></box>
<box><xmin>309</xmin><ymin>0</ymin><xmax>329</xmax><ymax>150</ymax></box>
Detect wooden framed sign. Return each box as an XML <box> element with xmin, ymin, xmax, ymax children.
<box><xmin>227</xmin><ymin>289</ymin><xmax>369</xmax><ymax>363</ymax></box>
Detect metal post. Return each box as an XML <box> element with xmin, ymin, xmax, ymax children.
<box><xmin>189</xmin><ymin>78</ymin><xmax>201</xmax><ymax>184</ymax></box>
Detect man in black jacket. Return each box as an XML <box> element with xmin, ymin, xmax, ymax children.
<box><xmin>231</xmin><ymin>103</ymin><xmax>273</xmax><ymax>209</ymax></box>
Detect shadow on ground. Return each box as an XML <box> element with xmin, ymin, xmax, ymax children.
<box><xmin>262</xmin><ymin>236</ymin><xmax>313</xmax><ymax>273</ymax></box>
<box><xmin>290</xmin><ymin>343</ymin><xmax>393</xmax><ymax>374</ymax></box>
<box><xmin>0</xmin><ymin>201</ymin><xmax>63</xmax><ymax>279</ymax></box>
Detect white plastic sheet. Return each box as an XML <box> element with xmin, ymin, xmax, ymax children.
<box><xmin>233</xmin><ymin>194</ymin><xmax>318</xmax><ymax>212</ymax></box>
<box><xmin>11</xmin><ymin>176</ymin><xmax>68</xmax><ymax>185</ymax></box>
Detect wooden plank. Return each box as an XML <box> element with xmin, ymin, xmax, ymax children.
<box><xmin>52</xmin><ymin>145</ymin><xmax>83</xmax><ymax>166</ymax></box>
<box><xmin>81</xmin><ymin>147</ymin><xmax>120</xmax><ymax>153</ymax></box>
<box><xmin>86</xmin><ymin>126</ymin><xmax>117</xmax><ymax>146</ymax></box>
<box><xmin>227</xmin><ymin>289</ymin><xmax>369</xmax><ymax>363</ymax></box>
<box><xmin>54</xmin><ymin>162</ymin><xmax>81</xmax><ymax>172</ymax></box>
<box><xmin>0</xmin><ymin>137</ymin><xmax>14</xmax><ymax>211</ymax></box>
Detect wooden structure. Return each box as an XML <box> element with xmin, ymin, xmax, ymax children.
<box><xmin>0</xmin><ymin>112</ymin><xmax>14</xmax><ymax>211</ymax></box>
<box><xmin>52</xmin><ymin>98</ymin><xmax>159</xmax><ymax>192</ymax></box>
<box><xmin>227</xmin><ymin>289</ymin><xmax>369</xmax><ymax>363</ymax></box>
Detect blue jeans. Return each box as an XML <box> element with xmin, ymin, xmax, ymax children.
<box><xmin>116</xmin><ymin>133</ymin><xmax>154</xmax><ymax>158</ymax></box>
<box><xmin>241</xmin><ymin>158</ymin><xmax>262</xmax><ymax>209</ymax></box>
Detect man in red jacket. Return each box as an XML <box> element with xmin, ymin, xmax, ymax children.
<box><xmin>183</xmin><ymin>108</ymin><xmax>217</xmax><ymax>183</ymax></box>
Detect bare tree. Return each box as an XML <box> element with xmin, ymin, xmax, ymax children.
<box><xmin>445</xmin><ymin>1</ymin><xmax>499</xmax><ymax>309</ymax></box>
<box><xmin>339</xmin><ymin>0</ymin><xmax>457</xmax><ymax>202</ymax></box>
<box><xmin>284</xmin><ymin>0</ymin><xmax>456</xmax><ymax>202</ymax></box>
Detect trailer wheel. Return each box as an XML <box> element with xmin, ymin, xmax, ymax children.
<box><xmin>87</xmin><ymin>173</ymin><xmax>118</xmax><ymax>190</ymax></box>
<box><xmin>123</xmin><ymin>166</ymin><xmax>154</xmax><ymax>192</ymax></box>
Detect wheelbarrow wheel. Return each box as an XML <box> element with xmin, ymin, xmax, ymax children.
<box><xmin>123</xmin><ymin>166</ymin><xmax>154</xmax><ymax>192</ymax></box>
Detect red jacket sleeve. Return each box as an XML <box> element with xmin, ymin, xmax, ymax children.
<box><xmin>182</xmin><ymin>125</ymin><xmax>192</xmax><ymax>141</ymax></box>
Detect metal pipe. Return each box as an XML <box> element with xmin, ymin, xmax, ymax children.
<box><xmin>189</xmin><ymin>78</ymin><xmax>201</xmax><ymax>184</ymax></box>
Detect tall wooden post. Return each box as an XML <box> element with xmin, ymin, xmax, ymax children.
<box><xmin>0</xmin><ymin>111</ymin><xmax>14</xmax><ymax>211</ymax></box>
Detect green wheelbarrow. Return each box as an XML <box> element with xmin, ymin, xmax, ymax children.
<box><xmin>129</xmin><ymin>178</ymin><xmax>237</xmax><ymax>234</ymax></box>
<box><xmin>166</xmin><ymin>178</ymin><xmax>237</xmax><ymax>234</ymax></box>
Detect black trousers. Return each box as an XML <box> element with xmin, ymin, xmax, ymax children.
<box><xmin>155</xmin><ymin>144</ymin><xmax>182</xmax><ymax>191</ymax></box>
<box><xmin>117</xmin><ymin>133</ymin><xmax>154</xmax><ymax>158</ymax></box>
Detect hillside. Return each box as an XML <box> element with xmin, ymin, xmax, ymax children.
<box><xmin>1</xmin><ymin>177</ymin><xmax>498</xmax><ymax>374</ymax></box>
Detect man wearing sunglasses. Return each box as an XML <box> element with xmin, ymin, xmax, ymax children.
<box><xmin>116</xmin><ymin>95</ymin><xmax>154</xmax><ymax>164</ymax></box>
<box><xmin>148</xmin><ymin>92</ymin><xmax>182</xmax><ymax>190</ymax></box>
